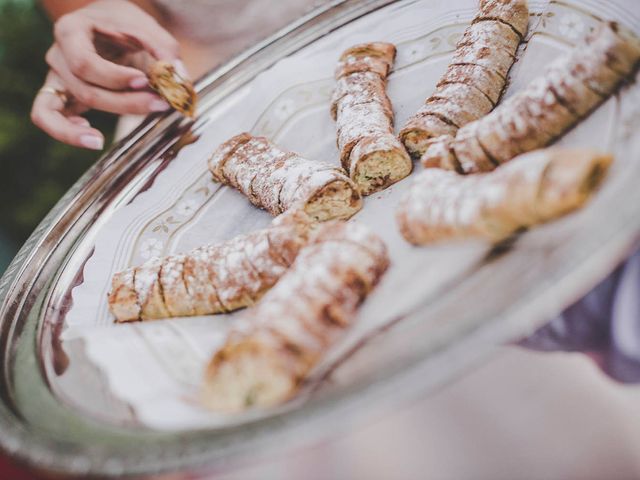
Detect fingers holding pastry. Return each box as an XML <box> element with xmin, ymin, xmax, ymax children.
<box><xmin>52</xmin><ymin>0</ymin><xmax>180</xmax><ymax>91</ymax></box>
<box><xmin>53</xmin><ymin>16</ymin><xmax>149</xmax><ymax>91</ymax></box>
<box><xmin>45</xmin><ymin>45</ymin><xmax>170</xmax><ymax>115</ymax></box>
<box><xmin>39</xmin><ymin>0</ymin><xmax>192</xmax><ymax>126</ymax></box>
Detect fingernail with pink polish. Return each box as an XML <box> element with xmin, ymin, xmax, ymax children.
<box><xmin>130</xmin><ymin>76</ymin><xmax>148</xmax><ymax>89</ymax></box>
<box><xmin>173</xmin><ymin>60</ymin><xmax>189</xmax><ymax>79</ymax></box>
<box><xmin>149</xmin><ymin>99</ymin><xmax>170</xmax><ymax>112</ymax></box>
<box><xmin>80</xmin><ymin>134</ymin><xmax>104</xmax><ymax>150</ymax></box>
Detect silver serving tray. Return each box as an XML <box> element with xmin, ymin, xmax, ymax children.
<box><xmin>1</xmin><ymin>0</ymin><xmax>640</xmax><ymax>476</ymax></box>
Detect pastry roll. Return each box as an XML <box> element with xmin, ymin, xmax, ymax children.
<box><xmin>108</xmin><ymin>211</ymin><xmax>314</xmax><ymax>322</ymax></box>
<box><xmin>148</xmin><ymin>61</ymin><xmax>197</xmax><ymax>117</ymax></box>
<box><xmin>334</xmin><ymin>42</ymin><xmax>396</xmax><ymax>80</ymax></box>
<box><xmin>332</xmin><ymin>42</ymin><xmax>412</xmax><ymax>195</ymax></box>
<box><xmin>427</xmin><ymin>22</ymin><xmax>640</xmax><ymax>173</ymax></box>
<box><xmin>422</xmin><ymin>127</ymin><xmax>498</xmax><ymax>174</ymax></box>
<box><xmin>330</xmin><ymin>71</ymin><xmax>393</xmax><ymax>121</ymax></box>
<box><xmin>201</xmin><ymin>221</ymin><xmax>389</xmax><ymax>411</ymax></box>
<box><xmin>439</xmin><ymin>64</ymin><xmax>507</xmax><ymax>106</ymax></box>
<box><xmin>97</xmin><ymin>34</ymin><xmax>197</xmax><ymax>117</ymax></box>
<box><xmin>474</xmin><ymin>0</ymin><xmax>529</xmax><ymax>38</ymax></box>
<box><xmin>420</xmin><ymin>135</ymin><xmax>458</xmax><ymax>170</ymax></box>
<box><xmin>397</xmin><ymin>148</ymin><xmax>612</xmax><ymax>244</ymax></box>
<box><xmin>208</xmin><ymin>133</ymin><xmax>362</xmax><ymax>221</ymax></box>
<box><xmin>400</xmin><ymin>0</ymin><xmax>528</xmax><ymax>158</ymax></box>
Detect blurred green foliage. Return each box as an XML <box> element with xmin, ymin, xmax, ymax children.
<box><xmin>0</xmin><ymin>0</ymin><xmax>116</xmax><ymax>271</ymax></box>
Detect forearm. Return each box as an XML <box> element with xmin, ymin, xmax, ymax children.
<box><xmin>40</xmin><ymin>0</ymin><xmax>160</xmax><ymax>21</ymax></box>
<box><xmin>40</xmin><ymin>0</ymin><xmax>95</xmax><ymax>20</ymax></box>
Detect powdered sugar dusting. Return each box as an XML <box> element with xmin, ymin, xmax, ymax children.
<box><xmin>336</xmin><ymin>101</ymin><xmax>392</xmax><ymax>155</ymax></box>
<box><xmin>459</xmin><ymin>20</ymin><xmax>520</xmax><ymax>52</ymax></box>
<box><xmin>332</xmin><ymin>42</ymin><xmax>405</xmax><ymax>190</ymax></box>
<box><xmin>401</xmin><ymin>4</ymin><xmax>525</xmax><ymax>154</ymax></box>
<box><xmin>208</xmin><ymin>135</ymin><xmax>354</xmax><ymax>216</ymax></box>
<box><xmin>398</xmin><ymin>148</ymin><xmax>600</xmax><ymax>244</ymax></box>
<box><xmin>134</xmin><ymin>258</ymin><xmax>161</xmax><ymax>308</ymax></box>
<box><xmin>476</xmin><ymin>0</ymin><xmax>529</xmax><ymax>38</ymax></box>
<box><xmin>451</xmin><ymin>22</ymin><xmax>640</xmax><ymax>174</ymax></box>
<box><xmin>217</xmin><ymin>221</ymin><xmax>389</xmax><ymax>371</ymax></box>
<box><xmin>109</xmin><ymin>218</ymin><xmax>312</xmax><ymax>321</ymax></box>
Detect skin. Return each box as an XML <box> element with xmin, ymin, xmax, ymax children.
<box><xmin>33</xmin><ymin>0</ymin><xmax>315</xmax><ymax>150</ymax></box>
<box><xmin>32</xmin><ymin>0</ymin><xmax>183</xmax><ymax>150</ymax></box>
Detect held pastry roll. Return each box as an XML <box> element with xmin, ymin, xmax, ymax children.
<box><xmin>208</xmin><ymin>133</ymin><xmax>362</xmax><ymax>221</ymax></box>
<box><xmin>108</xmin><ymin>211</ymin><xmax>314</xmax><ymax>322</ymax></box>
<box><xmin>148</xmin><ymin>61</ymin><xmax>197</xmax><ymax>117</ymax></box>
<box><xmin>400</xmin><ymin>0</ymin><xmax>528</xmax><ymax>158</ymax></box>
<box><xmin>397</xmin><ymin>148</ymin><xmax>612</xmax><ymax>245</ymax></box>
<box><xmin>425</xmin><ymin>22</ymin><xmax>640</xmax><ymax>173</ymax></box>
<box><xmin>201</xmin><ymin>221</ymin><xmax>389</xmax><ymax>411</ymax></box>
<box><xmin>95</xmin><ymin>33</ymin><xmax>197</xmax><ymax>117</ymax></box>
<box><xmin>332</xmin><ymin>42</ymin><xmax>412</xmax><ymax>195</ymax></box>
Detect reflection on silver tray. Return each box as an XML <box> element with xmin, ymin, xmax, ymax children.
<box><xmin>1</xmin><ymin>0</ymin><xmax>639</xmax><ymax>476</ymax></box>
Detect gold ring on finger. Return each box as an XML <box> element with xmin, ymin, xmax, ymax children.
<box><xmin>39</xmin><ymin>86</ymin><xmax>69</xmax><ymax>104</ymax></box>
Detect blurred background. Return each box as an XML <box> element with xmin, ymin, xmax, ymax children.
<box><xmin>0</xmin><ymin>0</ymin><xmax>115</xmax><ymax>274</ymax></box>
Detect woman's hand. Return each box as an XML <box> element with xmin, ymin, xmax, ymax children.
<box><xmin>31</xmin><ymin>0</ymin><xmax>182</xmax><ymax>149</ymax></box>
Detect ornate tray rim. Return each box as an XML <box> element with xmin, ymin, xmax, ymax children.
<box><xmin>1</xmin><ymin>0</ymin><xmax>639</xmax><ymax>476</ymax></box>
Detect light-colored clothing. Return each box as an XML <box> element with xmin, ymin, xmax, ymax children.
<box><xmin>153</xmin><ymin>0</ymin><xmax>328</xmax><ymax>46</ymax></box>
